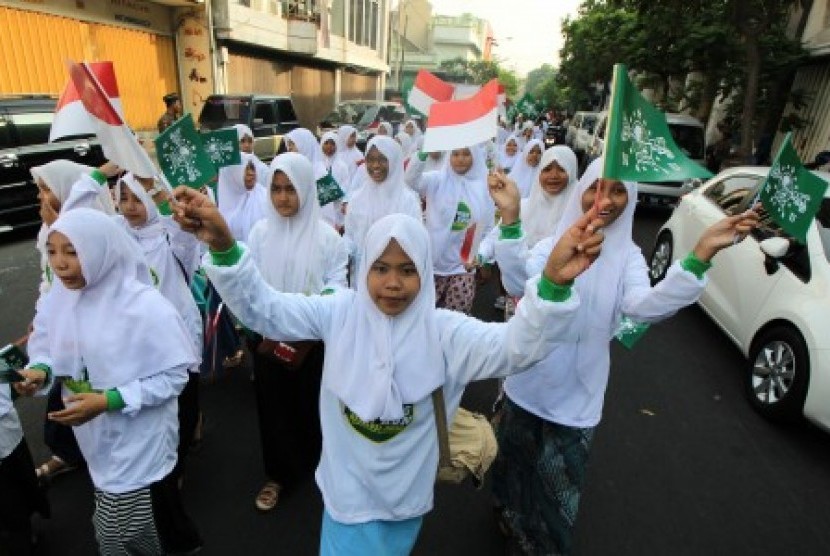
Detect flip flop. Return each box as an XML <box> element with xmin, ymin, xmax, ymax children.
<box><xmin>35</xmin><ymin>457</ymin><xmax>76</xmax><ymax>481</ymax></box>
<box><xmin>255</xmin><ymin>481</ymin><xmax>281</xmax><ymax>512</ymax></box>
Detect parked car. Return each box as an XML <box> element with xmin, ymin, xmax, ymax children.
<box><xmin>543</xmin><ymin>123</ymin><xmax>567</xmax><ymax>148</ymax></box>
<box><xmin>317</xmin><ymin>100</ymin><xmax>407</xmax><ymax>150</ymax></box>
<box><xmin>0</xmin><ymin>95</ymin><xmax>107</xmax><ymax>234</ymax></box>
<box><xmin>586</xmin><ymin>111</ymin><xmax>706</xmax><ymax>206</ymax></box>
<box><xmin>565</xmin><ymin>111</ymin><xmax>598</xmax><ymax>161</ymax></box>
<box><xmin>197</xmin><ymin>94</ymin><xmax>299</xmax><ymax>162</ymax></box>
<box><xmin>648</xmin><ymin>165</ymin><xmax>830</xmax><ymax>432</ymax></box>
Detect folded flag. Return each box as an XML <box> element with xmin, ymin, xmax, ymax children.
<box><xmin>408</xmin><ymin>69</ymin><xmax>455</xmax><ymax>117</ymax></box>
<box><xmin>317</xmin><ymin>172</ymin><xmax>345</xmax><ymax>206</ymax></box>
<box><xmin>201</xmin><ymin>128</ymin><xmax>241</xmax><ymax>169</ymax></box>
<box><xmin>758</xmin><ymin>132</ymin><xmax>828</xmax><ymax>244</ymax></box>
<box><xmin>50</xmin><ymin>61</ymin><xmax>124</xmax><ymax>143</ymax></box>
<box><xmin>155</xmin><ymin>114</ymin><xmax>217</xmax><ymax>189</ymax></box>
<box><xmin>603</xmin><ymin>63</ymin><xmax>712</xmax><ymax>182</ymax></box>
<box><xmin>67</xmin><ymin>61</ymin><xmax>156</xmax><ymax>178</ymax></box>
<box><xmin>422</xmin><ymin>79</ymin><xmax>499</xmax><ymax>153</ymax></box>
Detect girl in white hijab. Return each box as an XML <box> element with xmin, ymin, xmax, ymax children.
<box><xmin>316</xmin><ymin>131</ymin><xmax>351</xmax><ymax>231</ymax></box>
<box><xmin>245</xmin><ymin>153</ymin><xmax>348</xmax><ymax>511</ymax></box>
<box><xmin>336</xmin><ymin>124</ymin><xmax>364</xmax><ymax>181</ymax></box>
<box><xmin>402</xmin><ymin>119</ymin><xmax>423</xmax><ymax>143</ymax></box>
<box><xmin>489</xmin><ymin>158</ymin><xmax>760</xmax><ymax>555</ymax></box>
<box><xmin>234</xmin><ymin>124</ymin><xmax>270</xmax><ymax>186</ymax></box>
<box><xmin>115</xmin><ymin>174</ymin><xmax>204</xmax><ymax>480</ymax></box>
<box><xmin>508</xmin><ymin>138</ymin><xmax>544</xmax><ymax>198</ymax></box>
<box><xmin>174</xmin><ymin>184</ymin><xmax>605</xmax><ymax>554</ymax></box>
<box><xmin>376</xmin><ymin>121</ymin><xmax>393</xmax><ymax>137</ymax></box>
<box><xmin>344</xmin><ymin>136</ymin><xmax>422</xmax><ymax>284</ymax></box>
<box><xmin>21</xmin><ymin>208</ymin><xmax>202</xmax><ymax>555</ymax></box>
<box><xmin>405</xmin><ymin>145</ymin><xmax>496</xmax><ymax>313</ymax></box>
<box><xmin>521</xmin><ymin>145</ymin><xmax>579</xmax><ymax>249</ymax></box>
<box><xmin>497</xmin><ymin>134</ymin><xmax>520</xmax><ymax>172</ymax></box>
<box><xmin>216</xmin><ymin>153</ymin><xmax>268</xmax><ymax>242</ymax></box>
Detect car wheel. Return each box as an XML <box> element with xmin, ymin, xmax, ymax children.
<box><xmin>746</xmin><ymin>326</ymin><xmax>809</xmax><ymax>423</ymax></box>
<box><xmin>648</xmin><ymin>232</ymin><xmax>672</xmax><ymax>285</ymax></box>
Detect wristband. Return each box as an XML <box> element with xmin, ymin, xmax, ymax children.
<box><xmin>90</xmin><ymin>169</ymin><xmax>107</xmax><ymax>186</ymax></box>
<box><xmin>680</xmin><ymin>252</ymin><xmax>712</xmax><ymax>279</ymax></box>
<box><xmin>209</xmin><ymin>242</ymin><xmax>243</xmax><ymax>266</ymax></box>
<box><xmin>417</xmin><ymin>151</ymin><xmax>428</xmax><ymax>162</ymax></box>
<box><xmin>499</xmin><ymin>220</ymin><xmax>522</xmax><ymax>240</ymax></box>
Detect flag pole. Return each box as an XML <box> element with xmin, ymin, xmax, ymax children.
<box><xmin>594</xmin><ymin>63</ymin><xmax>623</xmax><ymax>212</ymax></box>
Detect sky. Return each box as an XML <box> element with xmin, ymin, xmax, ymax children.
<box><xmin>425</xmin><ymin>0</ymin><xmax>583</xmax><ymax>77</ymax></box>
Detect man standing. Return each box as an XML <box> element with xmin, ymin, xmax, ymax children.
<box><xmin>157</xmin><ymin>92</ymin><xmax>182</xmax><ymax>133</ymax></box>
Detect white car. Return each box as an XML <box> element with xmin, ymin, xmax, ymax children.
<box><xmin>648</xmin><ymin>166</ymin><xmax>830</xmax><ymax>432</ymax></box>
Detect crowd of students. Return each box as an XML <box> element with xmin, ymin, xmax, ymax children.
<box><xmin>0</xmin><ymin>114</ymin><xmax>759</xmax><ymax>555</ymax></box>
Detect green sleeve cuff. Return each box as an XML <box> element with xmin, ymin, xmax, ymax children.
<box><xmin>417</xmin><ymin>151</ymin><xmax>428</xmax><ymax>161</ymax></box>
<box><xmin>209</xmin><ymin>242</ymin><xmax>243</xmax><ymax>266</ymax></box>
<box><xmin>680</xmin><ymin>252</ymin><xmax>712</xmax><ymax>279</ymax></box>
<box><xmin>320</xmin><ymin>288</ymin><xmax>335</xmax><ymax>296</ymax></box>
<box><xmin>538</xmin><ymin>274</ymin><xmax>573</xmax><ymax>302</ymax></box>
<box><xmin>157</xmin><ymin>200</ymin><xmax>173</xmax><ymax>216</ymax></box>
<box><xmin>105</xmin><ymin>388</ymin><xmax>126</xmax><ymax>411</ymax></box>
<box><xmin>499</xmin><ymin>220</ymin><xmax>523</xmax><ymax>240</ymax></box>
<box><xmin>90</xmin><ymin>169</ymin><xmax>107</xmax><ymax>186</ymax></box>
<box><xmin>29</xmin><ymin>363</ymin><xmax>52</xmax><ymax>384</ymax></box>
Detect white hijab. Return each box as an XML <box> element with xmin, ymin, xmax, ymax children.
<box><xmin>424</xmin><ymin>146</ymin><xmax>494</xmax><ymax>266</ymax></box>
<box><xmin>509</xmin><ymin>139</ymin><xmax>544</xmax><ymax>198</ymax></box>
<box><xmin>31</xmin><ymin>160</ymin><xmax>116</xmax><ymax>272</ymax></box>
<box><xmin>377</xmin><ymin>122</ymin><xmax>393</xmax><ymax>137</ymax></box>
<box><xmin>403</xmin><ymin>119</ymin><xmax>423</xmax><ymax>142</ymax></box>
<box><xmin>498</xmin><ymin>134</ymin><xmax>520</xmax><ymax>171</ymax></box>
<box><xmin>234</xmin><ymin>124</ymin><xmax>270</xmax><ymax>186</ymax></box>
<box><xmin>528</xmin><ymin>158</ymin><xmax>638</xmax><ymax>395</ymax></box>
<box><xmin>249</xmin><ymin>153</ymin><xmax>330</xmax><ymax>294</ymax></box>
<box><xmin>336</xmin><ymin>125</ymin><xmax>364</xmax><ymax>178</ymax></box>
<box><xmin>286</xmin><ymin>128</ymin><xmax>320</xmax><ymax>162</ymax></box>
<box><xmin>216</xmin><ymin>153</ymin><xmax>268</xmax><ymax>241</ymax></box>
<box><xmin>521</xmin><ymin>146</ymin><xmax>579</xmax><ymax>248</ymax></box>
<box><xmin>325</xmin><ymin>214</ymin><xmax>444</xmax><ymax>421</ymax></box>
<box><xmin>115</xmin><ymin>174</ymin><xmax>202</xmax><ymax>359</ymax></box>
<box><xmin>345</xmin><ymin>136</ymin><xmax>422</xmax><ymax>256</ymax></box>
<box><xmin>395</xmin><ymin>131</ymin><xmax>414</xmax><ymax>157</ymax></box>
<box><xmin>31</xmin><ymin>209</ymin><xmax>197</xmax><ymax>388</ymax></box>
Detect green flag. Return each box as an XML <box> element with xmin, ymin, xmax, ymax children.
<box><xmin>758</xmin><ymin>133</ymin><xmax>828</xmax><ymax>244</ymax></box>
<box><xmin>515</xmin><ymin>93</ymin><xmax>539</xmax><ymax>119</ymax></box>
<box><xmin>316</xmin><ymin>172</ymin><xmax>345</xmax><ymax>206</ymax></box>
<box><xmin>201</xmin><ymin>128</ymin><xmax>241</xmax><ymax>169</ymax></box>
<box><xmin>603</xmin><ymin>64</ymin><xmax>712</xmax><ymax>182</ymax></box>
<box><xmin>154</xmin><ymin>113</ymin><xmax>217</xmax><ymax>189</ymax></box>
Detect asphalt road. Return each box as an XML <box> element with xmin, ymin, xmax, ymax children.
<box><xmin>2</xmin><ymin>205</ymin><xmax>830</xmax><ymax>555</ymax></box>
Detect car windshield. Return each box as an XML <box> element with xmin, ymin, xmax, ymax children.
<box><xmin>199</xmin><ymin>98</ymin><xmax>252</xmax><ymax>130</ymax></box>
<box><xmin>356</xmin><ymin>106</ymin><xmax>381</xmax><ymax>126</ymax></box>
<box><xmin>324</xmin><ymin>103</ymin><xmax>376</xmax><ymax>126</ymax></box>
<box><xmin>669</xmin><ymin>123</ymin><xmax>705</xmax><ymax>160</ymax></box>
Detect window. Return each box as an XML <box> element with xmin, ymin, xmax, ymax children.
<box><xmin>276</xmin><ymin>99</ymin><xmax>298</xmax><ymax>123</ymax></box>
<box><xmin>9</xmin><ymin>112</ymin><xmax>53</xmax><ymax>147</ymax></box>
<box><xmin>668</xmin><ymin>123</ymin><xmax>705</xmax><ymax>160</ymax></box>
<box><xmin>348</xmin><ymin>0</ymin><xmax>379</xmax><ymax>48</ymax></box>
<box><xmin>253</xmin><ymin>102</ymin><xmax>277</xmax><ymax>125</ymax></box>
<box><xmin>0</xmin><ymin>116</ymin><xmax>15</xmax><ymax>149</ymax></box>
<box><xmin>703</xmin><ymin>175</ymin><xmax>761</xmax><ymax>214</ymax></box>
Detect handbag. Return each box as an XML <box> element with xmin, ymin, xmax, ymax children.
<box><xmin>255</xmin><ymin>338</ymin><xmax>318</xmax><ymax>371</ymax></box>
<box><xmin>431</xmin><ymin>388</ymin><xmax>498</xmax><ymax>487</ymax></box>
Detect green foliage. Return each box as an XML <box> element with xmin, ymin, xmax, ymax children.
<box><xmin>436</xmin><ymin>56</ymin><xmax>520</xmax><ymax>97</ymax></box>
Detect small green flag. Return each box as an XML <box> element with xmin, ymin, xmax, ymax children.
<box><xmin>515</xmin><ymin>93</ymin><xmax>539</xmax><ymax>119</ymax></box>
<box><xmin>316</xmin><ymin>172</ymin><xmax>345</xmax><ymax>206</ymax></box>
<box><xmin>759</xmin><ymin>133</ymin><xmax>828</xmax><ymax>244</ymax></box>
<box><xmin>201</xmin><ymin>128</ymin><xmax>241</xmax><ymax>169</ymax></box>
<box><xmin>603</xmin><ymin>64</ymin><xmax>712</xmax><ymax>182</ymax></box>
<box><xmin>614</xmin><ymin>316</ymin><xmax>650</xmax><ymax>349</ymax></box>
<box><xmin>154</xmin><ymin>113</ymin><xmax>217</xmax><ymax>189</ymax></box>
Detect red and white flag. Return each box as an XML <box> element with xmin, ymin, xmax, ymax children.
<box><xmin>49</xmin><ymin>61</ymin><xmax>124</xmax><ymax>143</ymax></box>
<box><xmin>66</xmin><ymin>61</ymin><xmax>156</xmax><ymax>178</ymax></box>
<box><xmin>408</xmin><ymin>70</ymin><xmax>455</xmax><ymax>116</ymax></box>
<box><xmin>422</xmin><ymin>79</ymin><xmax>499</xmax><ymax>153</ymax></box>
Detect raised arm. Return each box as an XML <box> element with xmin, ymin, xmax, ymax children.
<box><xmin>403</xmin><ymin>154</ymin><xmax>441</xmax><ymax>196</ymax></box>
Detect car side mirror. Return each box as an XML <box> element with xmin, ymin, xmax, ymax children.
<box><xmin>760</xmin><ymin>237</ymin><xmax>790</xmax><ymax>259</ymax></box>
<box><xmin>760</xmin><ymin>236</ymin><xmax>789</xmax><ymax>275</ymax></box>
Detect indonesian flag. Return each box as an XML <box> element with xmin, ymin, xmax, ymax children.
<box><xmin>408</xmin><ymin>70</ymin><xmax>455</xmax><ymax>117</ymax></box>
<box><xmin>66</xmin><ymin>61</ymin><xmax>156</xmax><ymax>178</ymax></box>
<box><xmin>422</xmin><ymin>79</ymin><xmax>499</xmax><ymax>153</ymax></box>
<box><xmin>49</xmin><ymin>61</ymin><xmax>124</xmax><ymax>143</ymax></box>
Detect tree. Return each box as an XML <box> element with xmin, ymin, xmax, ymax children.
<box><xmin>436</xmin><ymin>57</ymin><xmax>520</xmax><ymax>96</ymax></box>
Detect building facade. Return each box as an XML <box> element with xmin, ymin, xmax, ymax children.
<box><xmin>0</xmin><ymin>0</ymin><xmax>389</xmax><ymax>131</ymax></box>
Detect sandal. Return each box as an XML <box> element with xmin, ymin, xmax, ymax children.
<box><xmin>35</xmin><ymin>457</ymin><xmax>76</xmax><ymax>482</ymax></box>
<box><xmin>255</xmin><ymin>481</ymin><xmax>281</xmax><ymax>512</ymax></box>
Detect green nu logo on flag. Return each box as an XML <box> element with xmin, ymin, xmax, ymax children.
<box><xmin>154</xmin><ymin>113</ymin><xmax>217</xmax><ymax>189</ymax></box>
<box><xmin>759</xmin><ymin>133</ymin><xmax>828</xmax><ymax>244</ymax></box>
<box><xmin>201</xmin><ymin>128</ymin><xmax>241</xmax><ymax>169</ymax></box>
<box><xmin>603</xmin><ymin>64</ymin><xmax>712</xmax><ymax>183</ymax></box>
<box><xmin>316</xmin><ymin>172</ymin><xmax>344</xmax><ymax>206</ymax></box>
